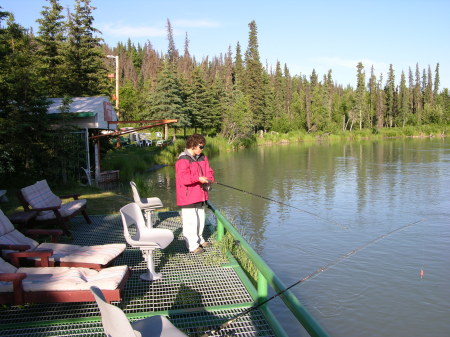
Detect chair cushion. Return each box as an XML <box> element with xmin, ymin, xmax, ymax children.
<box><xmin>21</xmin><ymin>180</ymin><xmax>62</xmax><ymax>209</ymax></box>
<box><xmin>37</xmin><ymin>243</ymin><xmax>126</xmax><ymax>265</ymax></box>
<box><xmin>0</xmin><ymin>210</ymin><xmax>16</xmax><ymax>236</ymax></box>
<box><xmin>0</xmin><ymin>257</ymin><xmax>17</xmax><ymax>273</ymax></box>
<box><xmin>0</xmin><ymin>265</ymin><xmax>128</xmax><ymax>292</ymax></box>
<box><xmin>35</xmin><ymin>199</ymin><xmax>87</xmax><ymax>221</ymax></box>
<box><xmin>0</xmin><ymin>210</ymin><xmax>39</xmax><ymax>258</ymax></box>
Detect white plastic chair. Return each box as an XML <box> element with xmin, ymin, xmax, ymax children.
<box><xmin>90</xmin><ymin>286</ymin><xmax>187</xmax><ymax>337</ymax></box>
<box><xmin>120</xmin><ymin>203</ymin><xmax>173</xmax><ymax>281</ymax></box>
<box><xmin>130</xmin><ymin>181</ymin><xmax>163</xmax><ymax>227</ymax></box>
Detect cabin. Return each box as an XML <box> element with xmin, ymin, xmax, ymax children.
<box><xmin>47</xmin><ymin>96</ymin><xmax>117</xmax><ymax>130</ymax></box>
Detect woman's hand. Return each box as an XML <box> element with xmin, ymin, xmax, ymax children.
<box><xmin>199</xmin><ymin>177</ymin><xmax>209</xmax><ymax>184</ymax></box>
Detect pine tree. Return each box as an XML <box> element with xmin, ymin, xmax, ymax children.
<box><xmin>413</xmin><ymin>63</ymin><xmax>423</xmax><ymax>123</ymax></box>
<box><xmin>0</xmin><ymin>12</ymin><xmax>52</xmax><ymax>181</ymax></box>
<box><xmin>273</xmin><ymin>61</ymin><xmax>284</xmax><ymax>117</ymax></box>
<box><xmin>283</xmin><ymin>63</ymin><xmax>292</xmax><ymax>118</ymax></box>
<box><xmin>376</xmin><ymin>74</ymin><xmax>385</xmax><ymax>128</ymax></box>
<box><xmin>398</xmin><ymin>71</ymin><xmax>409</xmax><ymax>127</ymax></box>
<box><xmin>221</xmin><ymin>89</ymin><xmax>254</xmax><ymax>144</ymax></box>
<box><xmin>233</xmin><ymin>42</ymin><xmax>244</xmax><ymax>87</ymax></box>
<box><xmin>242</xmin><ymin>20</ymin><xmax>265</xmax><ymax>132</ymax></box>
<box><xmin>434</xmin><ymin>63</ymin><xmax>440</xmax><ymax>97</ymax></box>
<box><xmin>166</xmin><ymin>19</ymin><xmax>179</xmax><ymax>66</ymax></box>
<box><xmin>36</xmin><ymin>0</ymin><xmax>66</xmax><ymax>97</ymax></box>
<box><xmin>368</xmin><ymin>66</ymin><xmax>377</xmax><ymax>128</ymax></box>
<box><xmin>187</xmin><ymin>66</ymin><xmax>210</xmax><ymax>132</ymax></box>
<box><xmin>64</xmin><ymin>0</ymin><xmax>106</xmax><ymax>96</ymax></box>
<box><xmin>355</xmin><ymin>62</ymin><xmax>366</xmax><ymax>129</ymax></box>
<box><xmin>385</xmin><ymin>64</ymin><xmax>395</xmax><ymax>127</ymax></box>
<box><xmin>147</xmin><ymin>60</ymin><xmax>189</xmax><ymax>131</ymax></box>
<box><xmin>424</xmin><ymin>65</ymin><xmax>433</xmax><ymax>105</ymax></box>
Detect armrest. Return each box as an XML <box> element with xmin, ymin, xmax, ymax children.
<box><xmin>30</xmin><ymin>205</ymin><xmax>62</xmax><ymax>212</ymax></box>
<box><xmin>0</xmin><ymin>244</ymin><xmax>30</xmax><ymax>252</ymax></box>
<box><xmin>0</xmin><ymin>273</ymin><xmax>27</xmax><ymax>282</ymax></box>
<box><xmin>8</xmin><ymin>250</ymin><xmax>53</xmax><ymax>267</ymax></box>
<box><xmin>0</xmin><ymin>273</ymin><xmax>27</xmax><ymax>305</ymax></box>
<box><xmin>59</xmin><ymin>193</ymin><xmax>80</xmax><ymax>200</ymax></box>
<box><xmin>23</xmin><ymin>229</ymin><xmax>63</xmax><ymax>243</ymax></box>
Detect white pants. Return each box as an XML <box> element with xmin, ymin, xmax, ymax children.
<box><xmin>181</xmin><ymin>206</ymin><xmax>206</xmax><ymax>251</ymax></box>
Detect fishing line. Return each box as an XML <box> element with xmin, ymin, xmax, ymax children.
<box><xmin>201</xmin><ymin>219</ymin><xmax>422</xmax><ymax>337</ymax></box>
<box><xmin>214</xmin><ymin>181</ymin><xmax>346</xmax><ymax>229</ymax></box>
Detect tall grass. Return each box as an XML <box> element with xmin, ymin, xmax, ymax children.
<box><xmin>102</xmin><ymin>147</ymin><xmax>157</xmax><ymax>181</ymax></box>
<box><xmin>254</xmin><ymin>125</ymin><xmax>448</xmax><ymax>145</ymax></box>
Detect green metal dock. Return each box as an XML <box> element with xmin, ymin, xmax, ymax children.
<box><xmin>0</xmin><ymin>204</ymin><xmax>329</xmax><ymax>337</ymax></box>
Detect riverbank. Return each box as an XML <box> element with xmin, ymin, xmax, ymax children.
<box><xmin>2</xmin><ymin>125</ymin><xmax>447</xmax><ymax>216</ymax></box>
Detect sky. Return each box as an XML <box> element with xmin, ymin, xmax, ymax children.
<box><xmin>2</xmin><ymin>0</ymin><xmax>450</xmax><ymax>89</ymax></box>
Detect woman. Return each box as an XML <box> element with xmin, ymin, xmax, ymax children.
<box><xmin>175</xmin><ymin>134</ymin><xmax>214</xmax><ymax>254</ymax></box>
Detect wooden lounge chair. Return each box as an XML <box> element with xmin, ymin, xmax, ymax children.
<box><xmin>0</xmin><ymin>210</ymin><xmax>126</xmax><ymax>270</ymax></box>
<box><xmin>0</xmin><ymin>255</ymin><xmax>130</xmax><ymax>305</ymax></box>
<box><xmin>18</xmin><ymin>179</ymin><xmax>92</xmax><ymax>236</ymax></box>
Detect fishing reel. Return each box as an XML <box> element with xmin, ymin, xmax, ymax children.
<box><xmin>201</xmin><ymin>179</ymin><xmax>213</xmax><ymax>192</ymax></box>
<box><xmin>201</xmin><ymin>182</ymin><xmax>212</xmax><ymax>192</ymax></box>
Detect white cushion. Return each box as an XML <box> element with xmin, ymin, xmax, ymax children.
<box><xmin>0</xmin><ymin>257</ymin><xmax>17</xmax><ymax>273</ymax></box>
<box><xmin>35</xmin><ymin>199</ymin><xmax>87</xmax><ymax>221</ymax></box>
<box><xmin>0</xmin><ymin>210</ymin><xmax>39</xmax><ymax>258</ymax></box>
<box><xmin>37</xmin><ymin>243</ymin><xmax>126</xmax><ymax>264</ymax></box>
<box><xmin>21</xmin><ymin>180</ymin><xmax>61</xmax><ymax>209</ymax></box>
<box><xmin>0</xmin><ymin>265</ymin><xmax>128</xmax><ymax>292</ymax></box>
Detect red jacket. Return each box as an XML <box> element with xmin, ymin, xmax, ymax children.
<box><xmin>175</xmin><ymin>150</ymin><xmax>214</xmax><ymax>207</ymax></box>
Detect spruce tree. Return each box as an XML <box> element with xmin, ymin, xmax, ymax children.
<box><xmin>385</xmin><ymin>64</ymin><xmax>395</xmax><ymax>127</ymax></box>
<box><xmin>233</xmin><ymin>42</ymin><xmax>244</xmax><ymax>86</ymax></box>
<box><xmin>187</xmin><ymin>66</ymin><xmax>210</xmax><ymax>132</ymax></box>
<box><xmin>242</xmin><ymin>20</ymin><xmax>265</xmax><ymax>132</ymax></box>
<box><xmin>433</xmin><ymin>63</ymin><xmax>440</xmax><ymax>97</ymax></box>
<box><xmin>355</xmin><ymin>62</ymin><xmax>366</xmax><ymax>129</ymax></box>
<box><xmin>273</xmin><ymin>61</ymin><xmax>284</xmax><ymax>117</ymax></box>
<box><xmin>36</xmin><ymin>0</ymin><xmax>66</xmax><ymax>97</ymax></box>
<box><xmin>0</xmin><ymin>12</ymin><xmax>51</xmax><ymax>182</ymax></box>
<box><xmin>147</xmin><ymin>60</ymin><xmax>189</xmax><ymax>131</ymax></box>
<box><xmin>64</xmin><ymin>0</ymin><xmax>106</xmax><ymax>96</ymax></box>
<box><xmin>398</xmin><ymin>71</ymin><xmax>409</xmax><ymax>127</ymax></box>
<box><xmin>368</xmin><ymin>66</ymin><xmax>377</xmax><ymax>128</ymax></box>
<box><xmin>414</xmin><ymin>63</ymin><xmax>422</xmax><ymax>122</ymax></box>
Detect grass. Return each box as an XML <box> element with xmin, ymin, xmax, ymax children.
<box><xmin>1</xmin><ymin>184</ymin><xmax>129</xmax><ymax>216</ymax></box>
<box><xmin>255</xmin><ymin>124</ymin><xmax>449</xmax><ymax>145</ymax></box>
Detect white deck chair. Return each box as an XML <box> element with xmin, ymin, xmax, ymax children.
<box><xmin>130</xmin><ymin>181</ymin><xmax>163</xmax><ymax>227</ymax></box>
<box><xmin>90</xmin><ymin>286</ymin><xmax>187</xmax><ymax>337</ymax></box>
<box><xmin>120</xmin><ymin>203</ymin><xmax>173</xmax><ymax>281</ymax></box>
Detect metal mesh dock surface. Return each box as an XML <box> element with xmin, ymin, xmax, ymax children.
<box><xmin>0</xmin><ymin>213</ymin><xmax>277</xmax><ymax>337</ymax></box>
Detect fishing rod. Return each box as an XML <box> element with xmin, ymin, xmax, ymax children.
<box><xmin>200</xmin><ymin>219</ymin><xmax>422</xmax><ymax>337</ymax></box>
<box><xmin>213</xmin><ymin>181</ymin><xmax>346</xmax><ymax>228</ymax></box>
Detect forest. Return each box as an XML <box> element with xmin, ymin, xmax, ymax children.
<box><xmin>1</xmin><ymin>0</ymin><xmax>449</xmax><ymax>184</ymax></box>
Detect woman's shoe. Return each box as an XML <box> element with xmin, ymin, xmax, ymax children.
<box><xmin>191</xmin><ymin>246</ymin><xmax>204</xmax><ymax>254</ymax></box>
<box><xmin>200</xmin><ymin>242</ymin><xmax>211</xmax><ymax>248</ymax></box>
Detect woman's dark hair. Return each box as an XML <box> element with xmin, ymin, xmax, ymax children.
<box><xmin>186</xmin><ymin>134</ymin><xmax>206</xmax><ymax>149</ymax></box>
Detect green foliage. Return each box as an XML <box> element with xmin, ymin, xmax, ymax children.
<box><xmin>221</xmin><ymin>90</ymin><xmax>254</xmax><ymax>144</ymax></box>
<box><xmin>0</xmin><ymin>12</ymin><xmax>53</xmax><ymax>185</ymax></box>
<box><xmin>102</xmin><ymin>146</ymin><xmax>156</xmax><ymax>181</ymax></box>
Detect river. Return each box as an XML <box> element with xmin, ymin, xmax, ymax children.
<box><xmin>143</xmin><ymin>137</ymin><xmax>450</xmax><ymax>337</ymax></box>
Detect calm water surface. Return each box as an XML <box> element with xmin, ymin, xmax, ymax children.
<box><xmin>145</xmin><ymin>138</ymin><xmax>450</xmax><ymax>337</ymax></box>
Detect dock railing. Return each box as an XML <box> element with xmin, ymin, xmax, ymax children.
<box><xmin>208</xmin><ymin>201</ymin><xmax>331</xmax><ymax>337</ymax></box>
